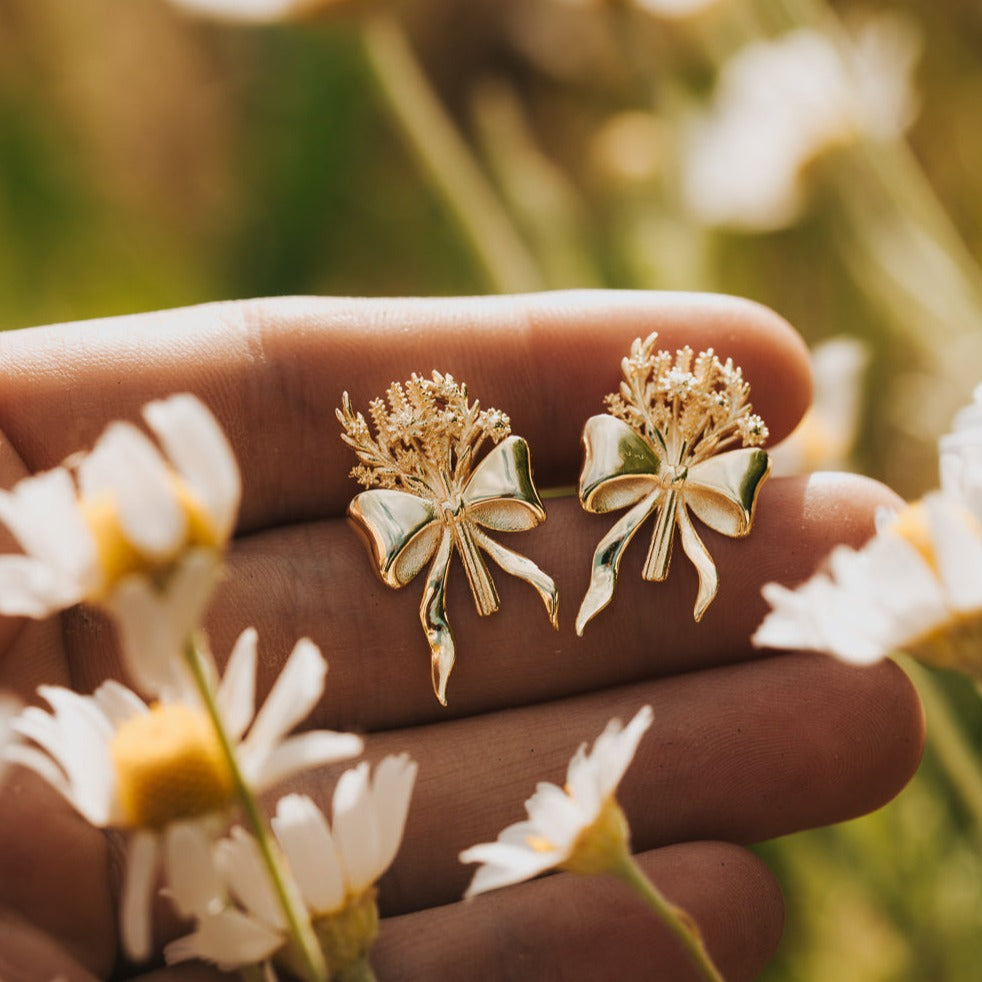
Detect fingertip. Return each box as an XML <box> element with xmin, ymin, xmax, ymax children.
<box><xmin>752</xmin><ymin>471</ymin><xmax>905</xmax><ymax>593</ymax></box>
<box><xmin>374</xmin><ymin>840</ymin><xmax>785</xmax><ymax>981</ymax></box>
<box><xmin>851</xmin><ymin>656</ymin><xmax>926</xmax><ymax>810</ymax></box>
<box><xmin>635</xmin><ymin>841</ymin><xmax>785</xmax><ymax>982</ymax></box>
<box><xmin>524</xmin><ymin>289</ymin><xmax>812</xmax><ymax>446</ymax></box>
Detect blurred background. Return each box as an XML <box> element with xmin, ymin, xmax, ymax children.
<box><xmin>2</xmin><ymin>0</ymin><xmax>982</xmax><ymax>976</ymax></box>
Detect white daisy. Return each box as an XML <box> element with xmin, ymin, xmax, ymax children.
<box><xmin>165</xmin><ymin>755</ymin><xmax>418</xmax><ymax>977</ymax></box>
<box><xmin>164</xmin><ymin>0</ymin><xmax>336</xmax><ymax>23</ymax></box>
<box><xmin>459</xmin><ymin>706</ymin><xmax>653</xmax><ymax>896</ymax></box>
<box><xmin>0</xmin><ymin>393</ymin><xmax>240</xmax><ymax>696</ymax></box>
<box><xmin>4</xmin><ymin>628</ymin><xmax>363</xmax><ymax>962</ymax></box>
<box><xmin>755</xmin><ymin>386</ymin><xmax>982</xmax><ymax>675</ymax></box>
<box><xmin>939</xmin><ymin>383</ymin><xmax>982</xmax><ymax>520</ymax></box>
<box><xmin>680</xmin><ymin>16</ymin><xmax>920</xmax><ymax>230</ymax></box>
<box><xmin>770</xmin><ymin>336</ymin><xmax>870</xmax><ymax>476</ymax></box>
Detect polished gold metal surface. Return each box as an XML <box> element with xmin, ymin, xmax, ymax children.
<box><xmin>576</xmin><ymin>334</ymin><xmax>771</xmax><ymax>633</ymax></box>
<box><xmin>338</xmin><ymin>373</ymin><xmax>558</xmax><ymax>705</ymax></box>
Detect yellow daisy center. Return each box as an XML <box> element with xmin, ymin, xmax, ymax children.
<box><xmin>888</xmin><ymin>502</ymin><xmax>936</xmax><ymax>571</ymax></box>
<box><xmin>79</xmin><ymin>474</ymin><xmax>221</xmax><ymax>590</ymax></box>
<box><xmin>558</xmin><ymin>795</ymin><xmax>631</xmax><ymax>877</ymax></box>
<box><xmin>111</xmin><ymin>703</ymin><xmax>235</xmax><ymax>829</ymax></box>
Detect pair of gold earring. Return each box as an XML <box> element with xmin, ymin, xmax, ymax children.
<box><xmin>336</xmin><ymin>333</ymin><xmax>771</xmax><ymax>705</ymax></box>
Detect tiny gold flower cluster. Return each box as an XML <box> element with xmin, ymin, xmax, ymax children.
<box><xmin>605</xmin><ymin>333</ymin><xmax>768</xmax><ymax>465</ymax></box>
<box><xmin>337</xmin><ymin>372</ymin><xmax>511</xmax><ymax>498</ymax></box>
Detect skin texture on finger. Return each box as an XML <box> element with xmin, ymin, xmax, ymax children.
<box><xmin>374</xmin><ymin>841</ymin><xmax>783</xmax><ymax>982</ymax></box>
<box><xmin>60</xmin><ymin>472</ymin><xmax>900</xmax><ymax>729</ymax></box>
<box><xmin>0</xmin><ymin>292</ymin><xmax>810</xmax><ymax>531</ymax></box>
<box><xmin>0</xmin><ymin>909</ymin><xmax>101</xmax><ymax>982</ymax></box>
<box><xmin>282</xmin><ymin>651</ymin><xmax>922</xmax><ymax>917</ymax></box>
<box><xmin>0</xmin><ymin>771</ymin><xmax>114</xmax><ymax>977</ymax></box>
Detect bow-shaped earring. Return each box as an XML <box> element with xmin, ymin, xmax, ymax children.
<box><xmin>576</xmin><ymin>334</ymin><xmax>771</xmax><ymax>634</ymax></box>
<box><xmin>338</xmin><ymin>373</ymin><xmax>558</xmax><ymax>705</ymax></box>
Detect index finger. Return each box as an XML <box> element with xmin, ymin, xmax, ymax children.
<box><xmin>0</xmin><ymin>291</ymin><xmax>810</xmax><ymax>531</ymax></box>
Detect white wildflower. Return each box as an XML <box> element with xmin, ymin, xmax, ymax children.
<box><xmin>460</xmin><ymin>706</ymin><xmax>653</xmax><ymax>896</ymax></box>
<box><xmin>4</xmin><ymin>629</ymin><xmax>362</xmax><ymax>962</ymax></box>
<box><xmin>771</xmin><ymin>336</ymin><xmax>870</xmax><ymax>475</ymax></box>
<box><xmin>166</xmin><ymin>756</ymin><xmax>418</xmax><ymax>977</ymax></box>
<box><xmin>0</xmin><ymin>394</ymin><xmax>240</xmax><ymax>697</ymax></box>
<box><xmin>756</xmin><ymin>385</ymin><xmax>982</xmax><ymax>676</ymax></box>
<box><xmin>681</xmin><ymin>16</ymin><xmax>920</xmax><ymax>230</ymax></box>
<box><xmin>164</xmin><ymin>0</ymin><xmax>336</xmax><ymax>22</ymax></box>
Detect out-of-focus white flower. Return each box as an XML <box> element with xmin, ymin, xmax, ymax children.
<box><xmin>0</xmin><ymin>394</ymin><xmax>240</xmax><ymax>696</ymax></box>
<box><xmin>550</xmin><ymin>0</ymin><xmax>721</xmax><ymax>18</ymax></box>
<box><xmin>164</xmin><ymin>0</ymin><xmax>336</xmax><ymax>23</ymax></box>
<box><xmin>590</xmin><ymin>111</ymin><xmax>666</xmax><ymax>188</ymax></box>
<box><xmin>633</xmin><ymin>0</ymin><xmax>721</xmax><ymax>18</ymax></box>
<box><xmin>681</xmin><ymin>15</ymin><xmax>921</xmax><ymax>230</ymax></box>
<box><xmin>771</xmin><ymin>336</ymin><xmax>870</xmax><ymax>476</ymax></box>
<box><xmin>166</xmin><ymin>756</ymin><xmax>417</xmax><ymax>977</ymax></box>
<box><xmin>0</xmin><ymin>694</ymin><xmax>21</xmax><ymax>786</ymax></box>
<box><xmin>755</xmin><ymin>386</ymin><xmax>982</xmax><ymax>676</ymax></box>
<box><xmin>5</xmin><ymin>629</ymin><xmax>363</xmax><ymax>962</ymax></box>
<box><xmin>459</xmin><ymin>706</ymin><xmax>652</xmax><ymax>896</ymax></box>
<box><xmin>939</xmin><ymin>383</ymin><xmax>982</xmax><ymax>519</ymax></box>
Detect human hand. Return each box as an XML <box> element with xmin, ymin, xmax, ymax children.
<box><xmin>0</xmin><ymin>292</ymin><xmax>923</xmax><ymax>980</ymax></box>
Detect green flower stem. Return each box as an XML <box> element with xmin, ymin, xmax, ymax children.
<box><xmin>610</xmin><ymin>851</ymin><xmax>724</xmax><ymax>982</ymax></box>
<box><xmin>183</xmin><ymin>636</ymin><xmax>328</xmax><ymax>982</ymax></box>
<box><xmin>899</xmin><ymin>656</ymin><xmax>982</xmax><ymax>836</ymax></box>
<box><xmin>360</xmin><ymin>13</ymin><xmax>543</xmax><ymax>295</ymax></box>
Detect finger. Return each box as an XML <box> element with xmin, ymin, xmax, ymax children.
<box><xmin>0</xmin><ymin>292</ymin><xmax>810</xmax><ymax>530</ymax></box>
<box><xmin>133</xmin><ymin>969</ymin><xmax>230</xmax><ymax>981</ymax></box>
<box><xmin>374</xmin><ymin>841</ymin><xmax>782</xmax><ymax>982</ymax></box>
<box><xmin>282</xmin><ymin>652</ymin><xmax>921</xmax><ymax>915</ymax></box>
<box><xmin>62</xmin><ymin>472</ymin><xmax>902</xmax><ymax>729</ymax></box>
<box><xmin>0</xmin><ymin>909</ymin><xmax>101</xmax><ymax>982</ymax></box>
<box><xmin>0</xmin><ymin>770</ymin><xmax>114</xmax><ymax>977</ymax></box>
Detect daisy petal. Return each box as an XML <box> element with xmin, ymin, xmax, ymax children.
<box><xmin>240</xmin><ymin>639</ymin><xmax>327</xmax><ymax>765</ymax></box>
<box><xmin>0</xmin><ymin>555</ymin><xmax>81</xmax><ymax>616</ymax></box>
<box><xmin>373</xmin><ymin>754</ymin><xmax>418</xmax><ymax>875</ymax></box>
<box><xmin>927</xmin><ymin>495</ymin><xmax>982</xmax><ymax>611</ymax></box>
<box><xmin>80</xmin><ymin>422</ymin><xmax>184</xmax><ymax>558</ymax></box>
<box><xmin>164</xmin><ymin>822</ymin><xmax>224</xmax><ymax>920</ymax></box>
<box><xmin>216</xmin><ymin>628</ymin><xmax>258</xmax><ymax>742</ymax></box>
<box><xmin>333</xmin><ymin>763</ymin><xmax>380</xmax><ymax>893</ymax></box>
<box><xmin>92</xmin><ymin>681</ymin><xmax>148</xmax><ymax>728</ymax></box>
<box><xmin>4</xmin><ymin>744</ymin><xmax>73</xmax><ymax>802</ymax></box>
<box><xmin>144</xmin><ymin>394</ymin><xmax>241</xmax><ymax>543</ymax></box>
<box><xmin>272</xmin><ymin>793</ymin><xmax>345</xmax><ymax>914</ymax></box>
<box><xmin>108</xmin><ymin>551</ymin><xmax>218</xmax><ymax>697</ymax></box>
<box><xmin>0</xmin><ymin>468</ymin><xmax>96</xmax><ymax>586</ymax></box>
<box><xmin>121</xmin><ymin>830</ymin><xmax>160</xmax><ymax>961</ymax></box>
<box><xmin>246</xmin><ymin>730</ymin><xmax>364</xmax><ymax>793</ymax></box>
<box><xmin>218</xmin><ymin>828</ymin><xmax>288</xmax><ymax>932</ymax></box>
<box><xmin>524</xmin><ymin>782</ymin><xmax>584</xmax><ymax>848</ymax></box>
<box><xmin>594</xmin><ymin>705</ymin><xmax>654</xmax><ymax>798</ymax></box>
<box><xmin>460</xmin><ymin>842</ymin><xmax>556</xmax><ymax>897</ymax></box>
<box><xmin>165</xmin><ymin>908</ymin><xmax>285</xmax><ymax>970</ymax></box>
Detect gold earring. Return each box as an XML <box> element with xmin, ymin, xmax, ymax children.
<box><xmin>338</xmin><ymin>372</ymin><xmax>558</xmax><ymax>706</ymax></box>
<box><xmin>576</xmin><ymin>334</ymin><xmax>770</xmax><ymax>634</ymax></box>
